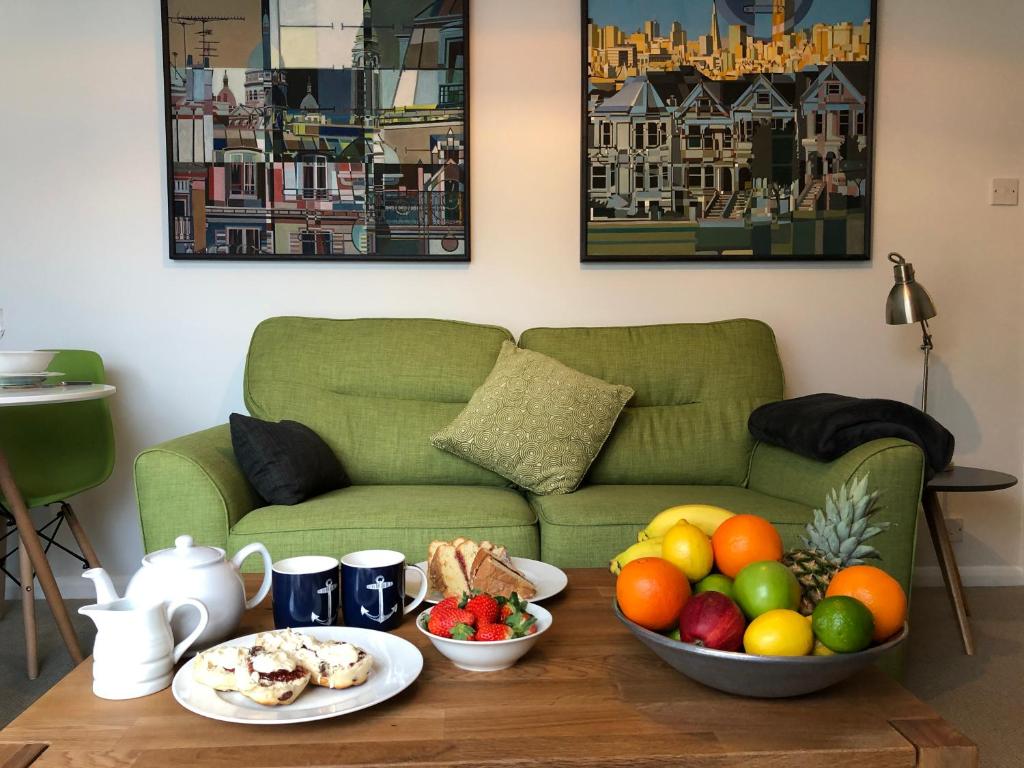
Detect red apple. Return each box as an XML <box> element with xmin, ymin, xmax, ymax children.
<box><xmin>679</xmin><ymin>591</ymin><xmax>746</xmax><ymax>652</ymax></box>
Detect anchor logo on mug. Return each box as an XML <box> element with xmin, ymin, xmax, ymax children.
<box><xmin>341</xmin><ymin>550</ymin><xmax>427</xmax><ymax>631</ymax></box>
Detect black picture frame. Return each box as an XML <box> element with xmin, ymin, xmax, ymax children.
<box><xmin>581</xmin><ymin>0</ymin><xmax>878</xmax><ymax>263</ymax></box>
<box><xmin>160</xmin><ymin>0</ymin><xmax>470</xmax><ymax>262</ymax></box>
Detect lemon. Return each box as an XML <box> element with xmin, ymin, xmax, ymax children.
<box><xmin>743</xmin><ymin>609</ymin><xmax>814</xmax><ymax>656</ymax></box>
<box><xmin>812</xmin><ymin>640</ymin><xmax>836</xmax><ymax>656</ymax></box>
<box><xmin>661</xmin><ymin>521</ymin><xmax>714</xmax><ymax>581</ymax></box>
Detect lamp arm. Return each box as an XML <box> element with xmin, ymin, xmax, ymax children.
<box><xmin>919</xmin><ymin>320</ymin><xmax>933</xmax><ymax>413</ymax></box>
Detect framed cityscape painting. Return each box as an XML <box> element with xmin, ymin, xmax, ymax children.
<box><xmin>582</xmin><ymin>0</ymin><xmax>876</xmax><ymax>262</ymax></box>
<box><xmin>161</xmin><ymin>0</ymin><xmax>468</xmax><ymax>261</ymax></box>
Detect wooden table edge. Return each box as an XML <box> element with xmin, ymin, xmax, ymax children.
<box><xmin>889</xmin><ymin>717</ymin><xmax>978</xmax><ymax>768</ymax></box>
<box><xmin>0</xmin><ymin>742</ymin><xmax>46</xmax><ymax>768</ymax></box>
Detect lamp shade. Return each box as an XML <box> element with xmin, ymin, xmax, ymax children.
<box><xmin>885</xmin><ymin>253</ymin><xmax>936</xmax><ymax>325</ymax></box>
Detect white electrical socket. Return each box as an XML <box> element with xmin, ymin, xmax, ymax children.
<box><xmin>947</xmin><ymin>517</ymin><xmax>964</xmax><ymax>543</ymax></box>
<box><xmin>991</xmin><ymin>178</ymin><xmax>1019</xmax><ymax>206</ymax></box>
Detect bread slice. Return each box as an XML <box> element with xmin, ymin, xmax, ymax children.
<box><xmin>470</xmin><ymin>549</ymin><xmax>537</xmax><ymax>599</ymax></box>
<box><xmin>428</xmin><ymin>542</ymin><xmax>471</xmax><ymax>597</ymax></box>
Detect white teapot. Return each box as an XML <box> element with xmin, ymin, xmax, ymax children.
<box><xmin>125</xmin><ymin>534</ymin><xmax>272</xmax><ymax>648</ymax></box>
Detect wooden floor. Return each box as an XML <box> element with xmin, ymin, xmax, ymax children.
<box><xmin>0</xmin><ymin>571</ymin><xmax>977</xmax><ymax>767</ymax></box>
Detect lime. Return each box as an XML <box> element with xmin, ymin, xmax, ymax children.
<box><xmin>743</xmin><ymin>609</ymin><xmax>814</xmax><ymax>656</ymax></box>
<box><xmin>693</xmin><ymin>573</ymin><xmax>735</xmax><ymax>600</ymax></box>
<box><xmin>812</xmin><ymin>596</ymin><xmax>874</xmax><ymax>653</ymax></box>
<box><xmin>732</xmin><ymin>561</ymin><xmax>800</xmax><ymax>619</ymax></box>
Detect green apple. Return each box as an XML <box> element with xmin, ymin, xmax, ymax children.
<box><xmin>693</xmin><ymin>573</ymin><xmax>735</xmax><ymax>600</ymax></box>
<box><xmin>732</xmin><ymin>561</ymin><xmax>800</xmax><ymax>619</ymax></box>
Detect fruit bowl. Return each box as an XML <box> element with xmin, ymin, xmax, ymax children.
<box><xmin>614</xmin><ymin>600</ymin><xmax>907</xmax><ymax>698</ymax></box>
<box><xmin>416</xmin><ymin>604</ymin><xmax>552</xmax><ymax>672</ymax></box>
<box><xmin>0</xmin><ymin>351</ymin><xmax>56</xmax><ymax>375</ymax></box>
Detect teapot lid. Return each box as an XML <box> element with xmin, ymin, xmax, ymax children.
<box><xmin>143</xmin><ymin>535</ymin><xmax>224</xmax><ymax>568</ymax></box>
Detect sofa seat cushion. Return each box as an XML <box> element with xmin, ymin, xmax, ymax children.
<box><xmin>531</xmin><ymin>484</ymin><xmax>812</xmax><ymax>569</ymax></box>
<box><xmin>228</xmin><ymin>485</ymin><xmax>539</xmax><ymax>567</ymax></box>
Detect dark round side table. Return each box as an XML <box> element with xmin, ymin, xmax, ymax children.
<box><xmin>923</xmin><ymin>466</ymin><xmax>1018</xmax><ymax>655</ymax></box>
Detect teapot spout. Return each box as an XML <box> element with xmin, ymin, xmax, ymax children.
<box><xmin>82</xmin><ymin>568</ymin><xmax>121</xmax><ymax>604</ymax></box>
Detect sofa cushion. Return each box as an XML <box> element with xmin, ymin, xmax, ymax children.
<box><xmin>228</xmin><ymin>485</ymin><xmax>539</xmax><ymax>567</ymax></box>
<box><xmin>243</xmin><ymin>317</ymin><xmax>514</xmax><ymax>486</ymax></box>
<box><xmin>229</xmin><ymin>413</ymin><xmax>349</xmax><ymax>505</ymax></box>
<box><xmin>531</xmin><ymin>484</ymin><xmax>812</xmax><ymax>568</ymax></box>
<box><xmin>518</xmin><ymin>320</ymin><xmax>784</xmax><ymax>486</ymax></box>
<box><xmin>431</xmin><ymin>342</ymin><xmax>634</xmax><ymax>495</ymax></box>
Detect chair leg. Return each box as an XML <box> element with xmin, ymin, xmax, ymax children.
<box><xmin>60</xmin><ymin>503</ymin><xmax>100</xmax><ymax>569</ymax></box>
<box><xmin>19</xmin><ymin>534</ymin><xmax>38</xmax><ymax>680</ymax></box>
<box><xmin>0</xmin><ymin>520</ymin><xmax>7</xmax><ymax>620</ymax></box>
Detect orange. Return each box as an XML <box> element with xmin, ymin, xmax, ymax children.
<box><xmin>616</xmin><ymin>557</ymin><xmax>691</xmax><ymax>631</ymax></box>
<box><xmin>710</xmin><ymin>514</ymin><xmax>783</xmax><ymax>578</ymax></box>
<box><xmin>826</xmin><ymin>565</ymin><xmax>907</xmax><ymax>642</ymax></box>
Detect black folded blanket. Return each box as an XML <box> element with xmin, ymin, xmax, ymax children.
<box><xmin>748</xmin><ymin>393</ymin><xmax>954</xmax><ymax>479</ymax></box>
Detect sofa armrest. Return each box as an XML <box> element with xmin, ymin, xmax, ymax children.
<box><xmin>747</xmin><ymin>438</ymin><xmax>926</xmax><ymax>594</ymax></box>
<box><xmin>134</xmin><ymin>424</ymin><xmax>258</xmax><ymax>554</ymax></box>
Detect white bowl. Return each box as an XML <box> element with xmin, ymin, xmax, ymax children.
<box><xmin>416</xmin><ymin>603</ymin><xmax>552</xmax><ymax>672</ymax></box>
<box><xmin>0</xmin><ymin>351</ymin><xmax>56</xmax><ymax>375</ymax></box>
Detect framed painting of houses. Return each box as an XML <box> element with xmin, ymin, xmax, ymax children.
<box><xmin>582</xmin><ymin>0</ymin><xmax>877</xmax><ymax>262</ymax></box>
<box><xmin>161</xmin><ymin>0</ymin><xmax>468</xmax><ymax>261</ymax></box>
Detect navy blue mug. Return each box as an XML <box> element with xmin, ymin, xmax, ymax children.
<box><xmin>272</xmin><ymin>556</ymin><xmax>340</xmax><ymax>629</ymax></box>
<box><xmin>341</xmin><ymin>550</ymin><xmax>428</xmax><ymax>631</ymax></box>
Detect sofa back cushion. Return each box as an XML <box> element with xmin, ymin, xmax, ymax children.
<box><xmin>518</xmin><ymin>320</ymin><xmax>784</xmax><ymax>486</ymax></box>
<box><xmin>244</xmin><ymin>317</ymin><xmax>513</xmax><ymax>486</ymax></box>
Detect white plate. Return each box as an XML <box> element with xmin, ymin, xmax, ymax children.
<box><xmin>0</xmin><ymin>371</ymin><xmax>63</xmax><ymax>387</ymax></box>
<box><xmin>171</xmin><ymin>626</ymin><xmax>423</xmax><ymax>725</ymax></box>
<box><xmin>410</xmin><ymin>557</ymin><xmax>568</xmax><ymax>604</ymax></box>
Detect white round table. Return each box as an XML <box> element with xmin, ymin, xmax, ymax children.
<box><xmin>0</xmin><ymin>384</ymin><xmax>115</xmax><ymax>408</ymax></box>
<box><xmin>0</xmin><ymin>384</ymin><xmax>116</xmax><ymax>675</ymax></box>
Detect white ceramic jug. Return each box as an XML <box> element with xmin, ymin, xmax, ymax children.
<box><xmin>124</xmin><ymin>534</ymin><xmax>272</xmax><ymax>648</ymax></box>
<box><xmin>80</xmin><ymin>569</ymin><xmax>209</xmax><ymax>700</ymax></box>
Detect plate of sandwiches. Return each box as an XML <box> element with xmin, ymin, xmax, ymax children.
<box><xmin>413</xmin><ymin>537</ymin><xmax>568</xmax><ymax>604</ymax></box>
<box><xmin>171</xmin><ymin>627</ymin><xmax>422</xmax><ymax>725</ymax></box>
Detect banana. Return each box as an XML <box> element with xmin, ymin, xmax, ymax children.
<box><xmin>610</xmin><ymin>538</ymin><xmax>663</xmax><ymax>575</ymax></box>
<box><xmin>638</xmin><ymin>504</ymin><xmax>736</xmax><ymax>541</ymax></box>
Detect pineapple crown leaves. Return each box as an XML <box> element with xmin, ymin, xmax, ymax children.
<box><xmin>801</xmin><ymin>474</ymin><xmax>890</xmax><ymax>566</ymax></box>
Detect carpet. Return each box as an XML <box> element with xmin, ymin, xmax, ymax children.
<box><xmin>0</xmin><ymin>587</ymin><xmax>1019</xmax><ymax>766</ymax></box>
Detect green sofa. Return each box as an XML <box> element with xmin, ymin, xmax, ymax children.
<box><xmin>135</xmin><ymin>317</ymin><xmax>925</xmax><ymax>600</ymax></box>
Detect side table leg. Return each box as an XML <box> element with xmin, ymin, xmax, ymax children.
<box><xmin>0</xmin><ymin>450</ymin><xmax>83</xmax><ymax>668</ymax></box>
<box><xmin>19</xmin><ymin>535</ymin><xmax>38</xmax><ymax>679</ymax></box>
<box><xmin>923</xmin><ymin>490</ymin><xmax>974</xmax><ymax>655</ymax></box>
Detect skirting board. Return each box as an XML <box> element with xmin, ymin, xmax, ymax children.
<box><xmin>912</xmin><ymin>565</ymin><xmax>1024</xmax><ymax>588</ymax></box>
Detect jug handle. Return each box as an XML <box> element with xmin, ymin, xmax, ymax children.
<box><xmin>230</xmin><ymin>542</ymin><xmax>273</xmax><ymax>610</ymax></box>
<box><xmin>167</xmin><ymin>598</ymin><xmax>210</xmax><ymax>663</ymax></box>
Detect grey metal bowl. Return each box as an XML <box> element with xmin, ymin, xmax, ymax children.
<box><xmin>614</xmin><ymin>600</ymin><xmax>907</xmax><ymax>698</ymax></box>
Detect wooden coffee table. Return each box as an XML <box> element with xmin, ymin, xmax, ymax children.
<box><xmin>0</xmin><ymin>570</ymin><xmax>976</xmax><ymax>767</ymax></box>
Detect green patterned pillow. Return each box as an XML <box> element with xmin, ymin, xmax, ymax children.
<box><xmin>431</xmin><ymin>342</ymin><xmax>634</xmax><ymax>495</ymax></box>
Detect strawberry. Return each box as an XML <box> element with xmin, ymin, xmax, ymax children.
<box><xmin>436</xmin><ymin>596</ymin><xmax>459</xmax><ymax>611</ymax></box>
<box><xmin>427</xmin><ymin>603</ymin><xmax>476</xmax><ymax>638</ymax></box>
<box><xmin>464</xmin><ymin>593</ymin><xmax>499</xmax><ymax>626</ymax></box>
<box><xmin>504</xmin><ymin>609</ymin><xmax>537</xmax><ymax>638</ymax></box>
<box><xmin>475</xmin><ymin>623</ymin><xmax>513</xmax><ymax>642</ymax></box>
<box><xmin>497</xmin><ymin>592</ymin><xmax>527</xmax><ymax>622</ymax></box>
<box><xmin>450</xmin><ymin>623</ymin><xmax>476</xmax><ymax>641</ymax></box>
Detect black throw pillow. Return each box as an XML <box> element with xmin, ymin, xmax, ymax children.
<box><xmin>229</xmin><ymin>413</ymin><xmax>350</xmax><ymax>505</ymax></box>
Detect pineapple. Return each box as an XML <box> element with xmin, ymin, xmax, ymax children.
<box><xmin>783</xmin><ymin>475</ymin><xmax>889</xmax><ymax>615</ymax></box>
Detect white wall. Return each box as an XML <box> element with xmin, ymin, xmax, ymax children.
<box><xmin>1</xmin><ymin>0</ymin><xmax>1022</xmax><ymax>597</ymax></box>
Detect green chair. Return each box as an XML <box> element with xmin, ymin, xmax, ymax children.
<box><xmin>0</xmin><ymin>350</ymin><xmax>114</xmax><ymax>677</ymax></box>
